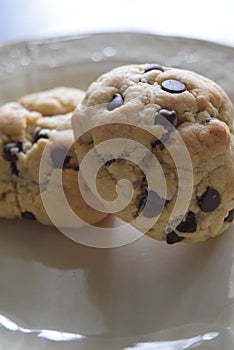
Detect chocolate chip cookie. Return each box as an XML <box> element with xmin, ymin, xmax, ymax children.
<box><xmin>0</xmin><ymin>87</ymin><xmax>107</xmax><ymax>227</ymax></box>
<box><xmin>72</xmin><ymin>64</ymin><xmax>234</xmax><ymax>243</ymax></box>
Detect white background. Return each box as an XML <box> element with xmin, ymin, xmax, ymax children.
<box><xmin>0</xmin><ymin>0</ymin><xmax>234</xmax><ymax>46</ymax></box>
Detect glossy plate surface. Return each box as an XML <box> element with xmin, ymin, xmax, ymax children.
<box><xmin>0</xmin><ymin>33</ymin><xmax>234</xmax><ymax>350</ymax></box>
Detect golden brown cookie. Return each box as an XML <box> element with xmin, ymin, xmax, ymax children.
<box><xmin>0</xmin><ymin>87</ymin><xmax>107</xmax><ymax>227</ymax></box>
<box><xmin>72</xmin><ymin>64</ymin><xmax>234</xmax><ymax>243</ymax></box>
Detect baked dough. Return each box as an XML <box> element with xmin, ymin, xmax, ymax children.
<box><xmin>0</xmin><ymin>87</ymin><xmax>107</xmax><ymax>227</ymax></box>
<box><xmin>72</xmin><ymin>64</ymin><xmax>234</xmax><ymax>243</ymax></box>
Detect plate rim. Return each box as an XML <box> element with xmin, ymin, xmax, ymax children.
<box><xmin>1</xmin><ymin>30</ymin><xmax>234</xmax><ymax>51</ymax></box>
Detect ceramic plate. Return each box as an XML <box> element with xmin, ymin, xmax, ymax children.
<box><xmin>0</xmin><ymin>33</ymin><xmax>234</xmax><ymax>350</ymax></box>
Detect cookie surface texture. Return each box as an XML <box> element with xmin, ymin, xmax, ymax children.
<box><xmin>0</xmin><ymin>87</ymin><xmax>107</xmax><ymax>227</ymax></box>
<box><xmin>72</xmin><ymin>64</ymin><xmax>234</xmax><ymax>243</ymax></box>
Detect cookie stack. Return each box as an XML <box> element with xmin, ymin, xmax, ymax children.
<box><xmin>1</xmin><ymin>64</ymin><xmax>234</xmax><ymax>244</ymax></box>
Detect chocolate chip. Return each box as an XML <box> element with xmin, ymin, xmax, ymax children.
<box><xmin>154</xmin><ymin>109</ymin><xmax>177</xmax><ymax>128</ymax></box>
<box><xmin>151</xmin><ymin>138</ymin><xmax>163</xmax><ymax>148</ymax></box>
<box><xmin>166</xmin><ymin>231</ymin><xmax>184</xmax><ymax>244</ymax></box>
<box><xmin>176</xmin><ymin>211</ymin><xmax>197</xmax><ymax>232</ymax></box>
<box><xmin>22</xmin><ymin>211</ymin><xmax>36</xmax><ymax>220</ymax></box>
<box><xmin>107</xmin><ymin>93</ymin><xmax>124</xmax><ymax>111</ymax></box>
<box><xmin>204</xmin><ymin>117</ymin><xmax>218</xmax><ymax>124</ymax></box>
<box><xmin>162</xmin><ymin>79</ymin><xmax>186</xmax><ymax>94</ymax></box>
<box><xmin>151</xmin><ymin>133</ymin><xmax>170</xmax><ymax>149</ymax></box>
<box><xmin>105</xmin><ymin>159</ymin><xmax>116</xmax><ymax>166</ymax></box>
<box><xmin>138</xmin><ymin>194</ymin><xmax>147</xmax><ymax>212</ymax></box>
<box><xmin>34</xmin><ymin>128</ymin><xmax>50</xmax><ymax>142</ymax></box>
<box><xmin>51</xmin><ymin>147</ymin><xmax>70</xmax><ymax>169</ymax></box>
<box><xmin>141</xmin><ymin>190</ymin><xmax>165</xmax><ymax>218</ymax></box>
<box><xmin>3</xmin><ymin>141</ymin><xmax>23</xmax><ymax>161</ymax></box>
<box><xmin>144</xmin><ymin>64</ymin><xmax>164</xmax><ymax>73</ymax></box>
<box><xmin>10</xmin><ymin>162</ymin><xmax>19</xmax><ymax>176</ymax></box>
<box><xmin>151</xmin><ymin>109</ymin><xmax>177</xmax><ymax>148</ymax></box>
<box><xmin>224</xmin><ymin>209</ymin><xmax>234</xmax><ymax>223</ymax></box>
<box><xmin>63</xmin><ymin>155</ymin><xmax>72</xmax><ymax>169</ymax></box>
<box><xmin>197</xmin><ymin>186</ymin><xmax>221</xmax><ymax>212</ymax></box>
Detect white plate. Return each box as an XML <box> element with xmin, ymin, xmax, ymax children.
<box><xmin>0</xmin><ymin>33</ymin><xmax>234</xmax><ymax>350</ymax></box>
